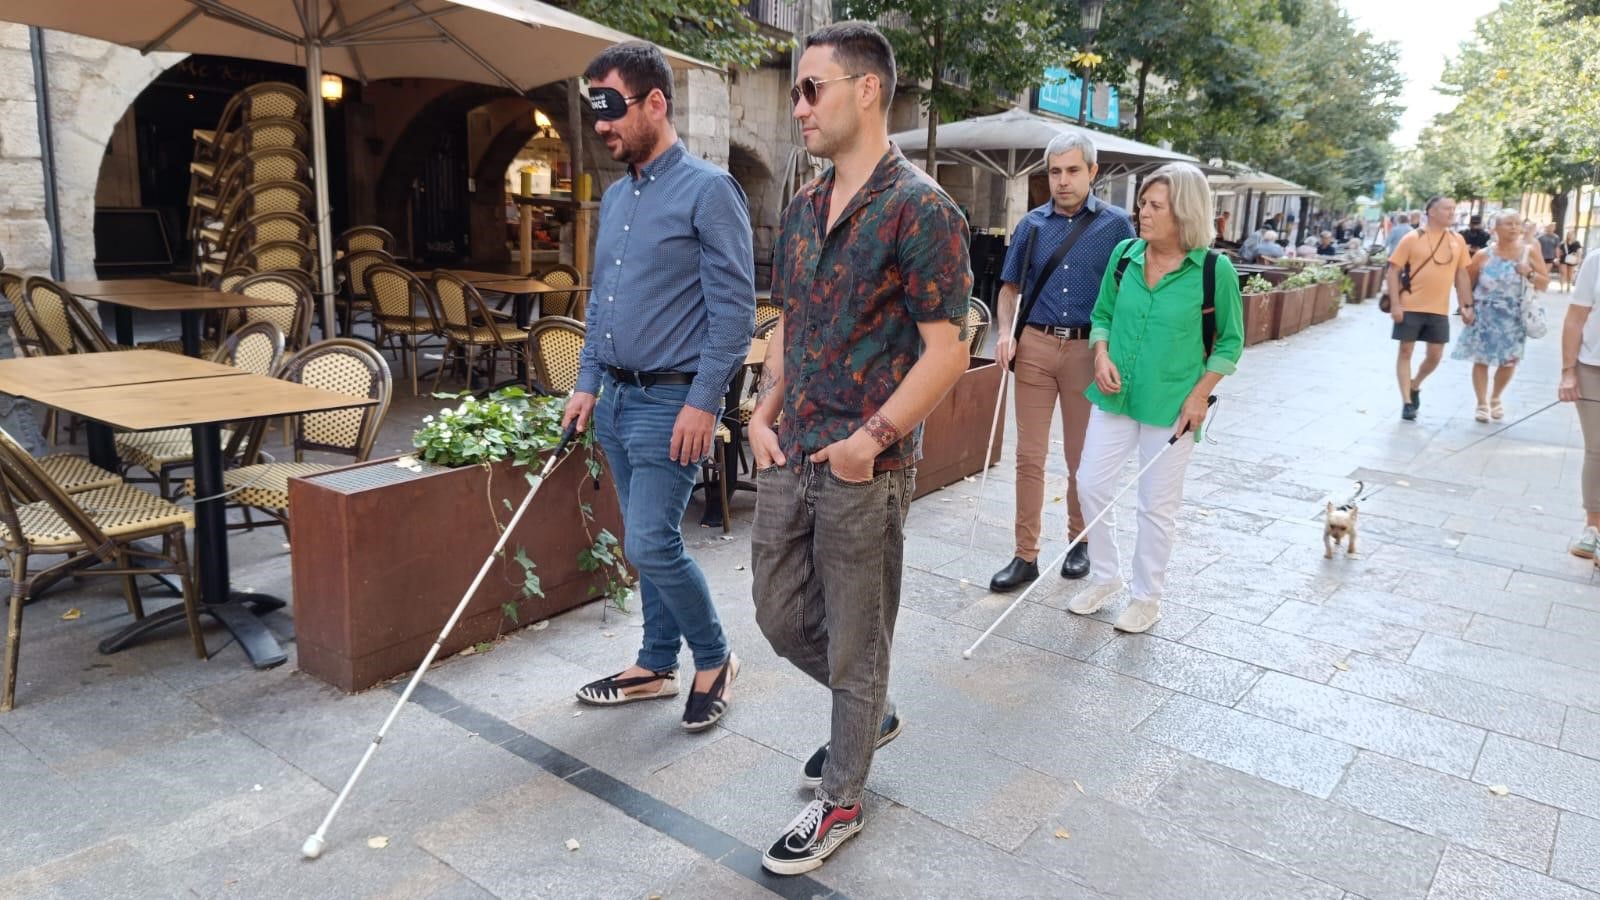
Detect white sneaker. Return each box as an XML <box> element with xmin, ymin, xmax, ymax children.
<box><xmin>1114</xmin><ymin>599</ymin><xmax>1161</xmax><ymax>633</ymax></box>
<box><xmin>1067</xmin><ymin>581</ymin><xmax>1121</xmax><ymax>615</ymax></box>
<box><xmin>1573</xmin><ymin>526</ymin><xmax>1600</xmax><ymax>560</ymax></box>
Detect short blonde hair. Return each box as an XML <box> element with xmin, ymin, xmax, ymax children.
<box><xmin>1140</xmin><ymin>163</ymin><xmax>1214</xmax><ymax>251</ymax></box>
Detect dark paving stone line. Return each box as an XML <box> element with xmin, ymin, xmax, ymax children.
<box><xmin>402</xmin><ymin>681</ymin><xmax>840</xmax><ymax>900</ymax></box>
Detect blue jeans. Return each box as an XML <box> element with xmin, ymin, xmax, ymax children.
<box><xmin>594</xmin><ymin>377</ymin><xmax>729</xmax><ymax>672</ymax></box>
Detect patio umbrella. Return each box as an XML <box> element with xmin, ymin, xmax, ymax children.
<box><xmin>0</xmin><ymin>0</ymin><xmax>714</xmax><ymax>330</ymax></box>
<box><xmin>889</xmin><ymin>107</ymin><xmax>1213</xmax><ymax>231</ymax></box>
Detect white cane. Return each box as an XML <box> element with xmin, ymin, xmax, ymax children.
<box><xmin>966</xmin><ymin>295</ymin><xmax>1023</xmax><ymax>550</ymax></box>
<box><xmin>963</xmin><ymin>397</ymin><xmax>1216</xmax><ymax>659</ymax></box>
<box><xmin>301</xmin><ymin>423</ymin><xmax>579</xmax><ymax>860</ymax></box>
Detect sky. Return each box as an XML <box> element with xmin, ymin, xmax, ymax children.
<box><xmin>1339</xmin><ymin>0</ymin><xmax>1504</xmax><ymax>148</ymax></box>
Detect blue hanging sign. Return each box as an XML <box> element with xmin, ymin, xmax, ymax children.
<box><xmin>1035</xmin><ymin>67</ymin><xmax>1119</xmax><ymax>129</ymax></box>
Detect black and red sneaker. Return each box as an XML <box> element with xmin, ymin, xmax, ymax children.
<box><xmin>761</xmin><ymin>799</ymin><xmax>862</xmax><ymax>875</ymax></box>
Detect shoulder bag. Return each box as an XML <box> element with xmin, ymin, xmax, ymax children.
<box><xmin>1519</xmin><ymin>243</ymin><xmax>1549</xmax><ymax>339</ymax></box>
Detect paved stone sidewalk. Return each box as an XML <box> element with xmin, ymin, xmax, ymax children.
<box><xmin>4</xmin><ymin>290</ymin><xmax>1600</xmax><ymax>899</ymax></box>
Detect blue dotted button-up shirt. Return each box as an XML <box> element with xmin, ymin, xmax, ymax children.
<box><xmin>1000</xmin><ymin>195</ymin><xmax>1135</xmax><ymax>327</ymax></box>
<box><xmin>575</xmin><ymin>141</ymin><xmax>756</xmax><ymax>413</ymax></box>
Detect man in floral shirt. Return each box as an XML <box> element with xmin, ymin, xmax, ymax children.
<box><xmin>746</xmin><ymin>21</ymin><xmax>973</xmax><ymax>876</ymax></box>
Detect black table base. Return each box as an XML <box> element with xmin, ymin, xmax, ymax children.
<box><xmin>87</xmin><ymin>420</ymin><xmax>290</xmax><ymax>669</ymax></box>
<box><xmin>98</xmin><ymin>593</ymin><xmax>288</xmax><ymax>666</ymax></box>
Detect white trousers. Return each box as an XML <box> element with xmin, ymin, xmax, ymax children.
<box><xmin>1077</xmin><ymin>407</ymin><xmax>1197</xmax><ymax>602</ymax></box>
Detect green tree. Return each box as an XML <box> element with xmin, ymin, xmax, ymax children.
<box><xmin>835</xmin><ymin>0</ymin><xmax>1071</xmax><ymax>170</ymax></box>
<box><xmin>564</xmin><ymin>0</ymin><xmax>788</xmax><ymax>69</ymax></box>
<box><xmin>1415</xmin><ymin>0</ymin><xmax>1600</xmax><ymax>229</ymax></box>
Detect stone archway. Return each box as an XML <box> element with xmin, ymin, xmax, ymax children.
<box><xmin>728</xmin><ymin>141</ymin><xmax>776</xmax><ymax>289</ymax></box>
<box><xmin>0</xmin><ymin>27</ymin><xmax>184</xmax><ymax>277</ymax></box>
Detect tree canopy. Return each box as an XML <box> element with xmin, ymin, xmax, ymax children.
<box><xmin>1089</xmin><ymin>0</ymin><xmax>1403</xmax><ymax>206</ymax></box>
<box><xmin>564</xmin><ymin>0</ymin><xmax>789</xmax><ymax>69</ymax></box>
<box><xmin>1391</xmin><ymin>0</ymin><xmax>1600</xmax><ymax>223</ymax></box>
<box><xmin>835</xmin><ymin>0</ymin><xmax>1071</xmax><ymax>170</ymax></box>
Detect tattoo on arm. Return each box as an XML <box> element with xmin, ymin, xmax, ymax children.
<box><xmin>863</xmin><ymin>411</ymin><xmax>901</xmax><ymax>449</ymax></box>
<box><xmin>754</xmin><ymin>368</ymin><xmax>779</xmax><ymax>406</ymax></box>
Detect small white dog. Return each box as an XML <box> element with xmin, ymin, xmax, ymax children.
<box><xmin>1323</xmin><ymin>481</ymin><xmax>1362</xmax><ymax>559</ymax></box>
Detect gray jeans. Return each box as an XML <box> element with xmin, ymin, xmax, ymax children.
<box><xmin>752</xmin><ymin>461</ymin><xmax>915</xmax><ymax>807</ymax></box>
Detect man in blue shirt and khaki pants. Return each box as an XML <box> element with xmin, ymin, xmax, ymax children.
<box><xmin>562</xmin><ymin>42</ymin><xmax>756</xmax><ymax>732</ymax></box>
<box><xmin>988</xmin><ymin>133</ymin><xmax>1134</xmax><ymax>594</ymax></box>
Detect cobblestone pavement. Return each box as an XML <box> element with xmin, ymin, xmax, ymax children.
<box><xmin>4</xmin><ymin>290</ymin><xmax>1600</xmax><ymax>899</ymax></box>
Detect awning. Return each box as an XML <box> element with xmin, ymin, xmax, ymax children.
<box><xmin>889</xmin><ymin>107</ymin><xmax>1209</xmax><ymax>181</ymax></box>
<box><xmin>1209</xmin><ymin>163</ymin><xmax>1320</xmax><ymax>198</ymax></box>
<box><xmin>0</xmin><ymin>0</ymin><xmax>714</xmax><ymax>91</ymax></box>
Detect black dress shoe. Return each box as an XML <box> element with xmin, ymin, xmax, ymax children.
<box><xmin>1060</xmin><ymin>542</ymin><xmax>1091</xmax><ymax>580</ymax></box>
<box><xmin>989</xmin><ymin>557</ymin><xmax>1039</xmax><ymax>592</ymax></box>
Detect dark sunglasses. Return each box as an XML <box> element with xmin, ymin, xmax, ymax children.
<box><xmin>588</xmin><ymin>86</ymin><xmax>655</xmax><ymax>121</ymax></box>
<box><xmin>789</xmin><ymin>73</ymin><xmax>865</xmax><ymax>107</ymax></box>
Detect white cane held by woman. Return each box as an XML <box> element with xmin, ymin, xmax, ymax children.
<box><xmin>301</xmin><ymin>423</ymin><xmax>580</xmax><ymax>860</ymax></box>
<box><xmin>962</xmin><ymin>397</ymin><xmax>1216</xmax><ymax>659</ymax></box>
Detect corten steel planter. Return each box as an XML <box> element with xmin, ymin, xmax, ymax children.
<box><xmin>288</xmin><ymin>446</ymin><xmax>626</xmax><ymax>692</ymax></box>
<box><xmin>1242</xmin><ymin>291</ymin><xmax>1277</xmax><ymax>346</ymax></box>
<box><xmin>1311</xmin><ymin>282</ymin><xmax>1337</xmax><ymax>324</ymax></box>
<box><xmin>1273</xmin><ymin>286</ymin><xmax>1309</xmax><ymax>337</ymax></box>
<box><xmin>913</xmin><ymin>355</ymin><xmax>1005</xmax><ymax>500</ymax></box>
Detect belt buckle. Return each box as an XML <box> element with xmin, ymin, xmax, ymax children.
<box><xmin>1050</xmin><ymin>325</ymin><xmax>1073</xmax><ymax>339</ymax></box>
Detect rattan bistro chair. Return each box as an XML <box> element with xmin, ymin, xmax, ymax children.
<box><xmin>336</xmin><ymin>249</ymin><xmax>392</xmax><ymax>339</ymax></box>
<box><xmin>965</xmin><ymin>297</ymin><xmax>991</xmax><ymax>356</ymax></box>
<box><xmin>184</xmin><ymin>340</ymin><xmax>392</xmax><ymax>536</ymax></box>
<box><xmin>193</xmin><ymin>82</ymin><xmax>309</xmax><ymax>160</ymax></box>
<box><xmin>531</xmin><ymin>264</ymin><xmax>584</xmax><ymax>319</ymax></box>
<box><xmin>430</xmin><ymin>272</ymin><xmax>534</xmax><ymax>394</ymax></box>
<box><xmin>0</xmin><ymin>428</ymin><xmax>204</xmax><ymax>712</ymax></box>
<box><xmin>118</xmin><ymin>323</ymin><xmax>286</xmax><ymax>498</ymax></box>
<box><xmin>527</xmin><ymin>316</ymin><xmax>586</xmax><ymax>396</ymax></box>
<box><xmin>364</xmin><ymin>263</ymin><xmax>442</xmax><ymax>395</ymax></box>
<box><xmin>23</xmin><ymin>277</ymin><xmax>131</xmax><ymax>355</ymax></box>
<box><xmin>1</xmin><ymin>272</ymin><xmax>46</xmax><ymax>359</ymax></box>
<box><xmin>338</xmin><ymin>225</ymin><xmax>398</xmax><ymax>256</ymax></box>
<box><xmin>754</xmin><ymin>299</ymin><xmax>783</xmax><ymax>336</ymax></box>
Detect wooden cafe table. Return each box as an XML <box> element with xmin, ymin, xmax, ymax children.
<box><xmin>0</xmin><ymin>352</ymin><xmax>375</xmax><ymax>668</ymax></box>
<box><xmin>72</xmin><ymin>286</ymin><xmax>288</xmax><ymax>357</ymax></box>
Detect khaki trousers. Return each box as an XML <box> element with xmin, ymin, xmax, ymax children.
<box><xmin>1012</xmin><ymin>326</ymin><xmax>1094</xmax><ymax>561</ymax></box>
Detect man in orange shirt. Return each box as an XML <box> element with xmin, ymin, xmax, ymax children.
<box><xmin>1385</xmin><ymin>195</ymin><xmax>1474</xmax><ymax>420</ymax></box>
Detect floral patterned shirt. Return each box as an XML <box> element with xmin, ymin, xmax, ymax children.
<box><xmin>772</xmin><ymin>144</ymin><xmax>974</xmax><ymax>471</ymax></box>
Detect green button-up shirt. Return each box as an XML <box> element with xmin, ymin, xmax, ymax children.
<box><xmin>1085</xmin><ymin>239</ymin><xmax>1244</xmax><ymax>430</ymax></box>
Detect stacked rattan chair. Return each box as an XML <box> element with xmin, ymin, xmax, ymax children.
<box><xmin>186</xmin><ymin>82</ymin><xmax>314</xmax><ymax>285</ymax></box>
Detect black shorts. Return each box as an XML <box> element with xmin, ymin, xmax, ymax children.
<box><xmin>1392</xmin><ymin>311</ymin><xmax>1450</xmax><ymax>344</ymax></box>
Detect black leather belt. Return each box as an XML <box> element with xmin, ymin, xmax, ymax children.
<box><xmin>606</xmin><ymin>366</ymin><xmax>696</xmax><ymax>387</ymax></box>
<box><xmin>1027</xmin><ymin>323</ymin><xmax>1090</xmax><ymax>340</ymax></box>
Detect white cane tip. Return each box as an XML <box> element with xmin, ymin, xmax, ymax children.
<box><xmin>962</xmin><ymin>649</ymin><xmax>973</xmax><ymax>659</ymax></box>
<box><xmin>302</xmin><ymin>834</ymin><xmax>326</xmax><ymax>859</ymax></box>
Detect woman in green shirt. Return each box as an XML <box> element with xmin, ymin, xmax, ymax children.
<box><xmin>1065</xmin><ymin>163</ymin><xmax>1244</xmax><ymax>633</ymax></box>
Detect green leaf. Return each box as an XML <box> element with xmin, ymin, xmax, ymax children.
<box><xmin>501</xmin><ymin>601</ymin><xmax>519</xmax><ymax>624</ymax></box>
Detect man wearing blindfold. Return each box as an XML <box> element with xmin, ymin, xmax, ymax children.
<box><xmin>747</xmin><ymin>21</ymin><xmax>973</xmax><ymax>876</ymax></box>
<box><xmin>564</xmin><ymin>42</ymin><xmax>756</xmax><ymax>735</ymax></box>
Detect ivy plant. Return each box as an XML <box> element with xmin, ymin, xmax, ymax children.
<box><xmin>412</xmin><ymin>388</ymin><xmax>634</xmax><ymax>629</ymax></box>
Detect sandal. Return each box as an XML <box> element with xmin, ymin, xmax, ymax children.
<box><xmin>1474</xmin><ymin>404</ymin><xmax>1490</xmax><ymax>423</ymax></box>
<box><xmin>1490</xmin><ymin>399</ymin><xmax>1505</xmax><ymax>420</ymax></box>
<box><xmin>682</xmin><ymin>654</ymin><xmax>740</xmax><ymax>732</ymax></box>
<box><xmin>576</xmin><ymin>669</ymin><xmax>678</xmax><ymax>706</ymax></box>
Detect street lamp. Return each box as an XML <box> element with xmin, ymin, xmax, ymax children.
<box><xmin>1076</xmin><ymin>0</ymin><xmax>1107</xmax><ymax>125</ymax></box>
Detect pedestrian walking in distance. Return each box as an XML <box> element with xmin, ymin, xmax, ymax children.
<box><xmin>1451</xmin><ymin>210</ymin><xmax>1549</xmax><ymax>422</ymax></box>
<box><xmin>1385</xmin><ymin>196</ymin><xmax>1473</xmax><ymax>421</ymax></box>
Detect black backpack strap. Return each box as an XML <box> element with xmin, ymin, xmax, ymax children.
<box><xmin>1014</xmin><ymin>207</ymin><xmax>1102</xmax><ymax>340</ymax></box>
<box><xmin>1110</xmin><ymin>242</ymin><xmax>1218</xmax><ymax>357</ymax></box>
<box><xmin>1111</xmin><ymin>239</ymin><xmax>1135</xmax><ymax>288</ymax></box>
<box><xmin>1202</xmin><ymin>250</ymin><xmax>1218</xmax><ymax>357</ymax></box>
